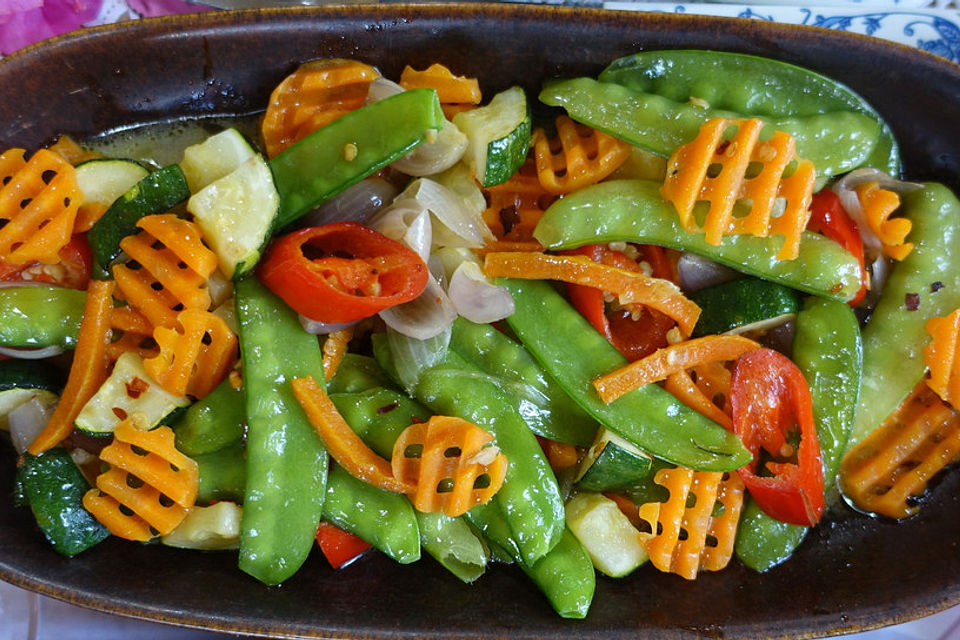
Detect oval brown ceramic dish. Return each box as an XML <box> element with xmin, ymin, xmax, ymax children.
<box><xmin>1</xmin><ymin>4</ymin><xmax>960</xmax><ymax>639</ymax></box>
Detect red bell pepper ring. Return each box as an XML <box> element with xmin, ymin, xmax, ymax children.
<box><xmin>564</xmin><ymin>243</ymin><xmax>674</xmax><ymax>361</ymax></box>
<box><xmin>0</xmin><ymin>234</ymin><xmax>92</xmax><ymax>290</ymax></box>
<box><xmin>730</xmin><ymin>348</ymin><xmax>825</xmax><ymax>527</ymax></box>
<box><xmin>807</xmin><ymin>188</ymin><xmax>867</xmax><ymax>306</ymax></box>
<box><xmin>258</xmin><ymin>222</ymin><xmax>429</xmax><ymax>324</ymax></box>
<box><xmin>315</xmin><ymin>521</ymin><xmax>371</xmax><ymax>569</ymax></box>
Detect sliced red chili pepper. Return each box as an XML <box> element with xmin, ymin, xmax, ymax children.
<box><xmin>258</xmin><ymin>222</ymin><xmax>429</xmax><ymax>324</ymax></box>
<box><xmin>563</xmin><ymin>243</ymin><xmax>675</xmax><ymax>361</ymax></box>
<box><xmin>807</xmin><ymin>188</ymin><xmax>867</xmax><ymax>306</ymax></box>
<box><xmin>315</xmin><ymin>521</ymin><xmax>371</xmax><ymax>569</ymax></box>
<box><xmin>0</xmin><ymin>234</ymin><xmax>92</xmax><ymax>290</ymax></box>
<box><xmin>730</xmin><ymin>348</ymin><xmax>825</xmax><ymax>527</ymax></box>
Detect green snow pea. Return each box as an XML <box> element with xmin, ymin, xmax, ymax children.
<box><xmin>598</xmin><ymin>50</ymin><xmax>900</xmax><ymax>176</ymax></box>
<box><xmin>500</xmin><ymin>278</ymin><xmax>751</xmax><ymax>472</ymax></box>
<box><xmin>450</xmin><ymin>317</ymin><xmax>597</xmax><ymax>447</ymax></box>
<box><xmin>735</xmin><ymin>296</ymin><xmax>862</xmax><ymax>571</ymax></box>
<box><xmin>234</xmin><ymin>277</ymin><xmax>327</xmax><ymax>586</ymax></box>
<box><xmin>534</xmin><ymin>179</ymin><xmax>862</xmax><ymax>301</ymax></box>
<box><xmin>270</xmin><ymin>88</ymin><xmax>445</xmax><ymax>229</ymax></box>
<box><xmin>323</xmin><ymin>463</ymin><xmax>420</xmax><ymax>565</ymax></box>
<box><xmin>326</xmin><ymin>353</ymin><xmax>398</xmax><ymax>395</ymax></box>
<box><xmin>171</xmin><ymin>377</ymin><xmax>245</xmax><ymax>457</ymax></box>
<box><xmin>847</xmin><ymin>183</ymin><xmax>960</xmax><ymax>450</ymax></box>
<box><xmin>539</xmin><ymin>77</ymin><xmax>881</xmax><ymax>178</ymax></box>
<box><xmin>0</xmin><ymin>285</ymin><xmax>85</xmax><ymax>348</ymax></box>
<box><xmin>194</xmin><ymin>442</ymin><xmax>246</xmax><ymax>505</ymax></box>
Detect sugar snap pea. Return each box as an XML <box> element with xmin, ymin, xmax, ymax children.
<box><xmin>534</xmin><ymin>179</ymin><xmax>862</xmax><ymax>302</ymax></box>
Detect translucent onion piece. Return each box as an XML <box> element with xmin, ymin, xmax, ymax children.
<box><xmin>9</xmin><ymin>395</ymin><xmax>56</xmax><ymax>455</ymax></box>
<box><xmin>365</xmin><ymin>77</ymin><xmax>405</xmax><ymax>103</ymax></box>
<box><xmin>0</xmin><ymin>344</ymin><xmax>64</xmax><ymax>360</ymax></box>
<box><xmin>677</xmin><ymin>252</ymin><xmax>740</xmax><ymax>293</ymax></box>
<box><xmin>447</xmin><ymin>260</ymin><xmax>515</xmax><ymax>324</ymax></box>
<box><xmin>831</xmin><ymin>169</ymin><xmax>922</xmax><ymax>255</ymax></box>
<box><xmin>398</xmin><ymin>178</ymin><xmax>494</xmax><ymax>249</ymax></box>
<box><xmin>432</xmin><ymin>161</ymin><xmax>487</xmax><ymax>218</ymax></box>
<box><xmin>300</xmin><ymin>177</ymin><xmax>399</xmax><ymax>228</ymax></box>
<box><xmin>368</xmin><ymin>198</ymin><xmax>433</xmax><ymax>261</ymax></box>
<box><xmin>379</xmin><ymin>275</ymin><xmax>458</xmax><ymax>341</ymax></box>
<box><xmin>299</xmin><ymin>315</ymin><xmax>359</xmax><ymax>336</ymax></box>
<box><xmin>385</xmin><ymin>323</ymin><xmax>452</xmax><ymax>394</ymax></box>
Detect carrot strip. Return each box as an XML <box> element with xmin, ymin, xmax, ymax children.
<box><xmin>144</xmin><ymin>309</ymin><xmax>237</xmax><ymax>399</ymax></box>
<box><xmin>637</xmin><ymin>466</ymin><xmax>745</xmax><ymax>580</ymax></box>
<box><xmin>482</xmin><ymin>156</ymin><xmax>556</xmax><ymax>245</ymax></box>
<box><xmin>593</xmin><ymin>335</ymin><xmax>760</xmax><ymax>404</ymax></box>
<box><xmin>532</xmin><ymin>116</ymin><xmax>632</xmax><ymax>195</ymax></box>
<box><xmin>399</xmin><ymin>63</ymin><xmax>482</xmax><ymax>105</ymax></box>
<box><xmin>664</xmin><ymin>367</ymin><xmax>734</xmax><ymax>430</ymax></box>
<box><xmin>0</xmin><ymin>148</ymin><xmax>81</xmax><ymax>265</ymax></box>
<box><xmin>261</xmin><ymin>59</ymin><xmax>380</xmax><ymax>158</ymax></box>
<box><xmin>858</xmin><ymin>181</ymin><xmax>912</xmax><ymax>261</ymax></box>
<box><xmin>660</xmin><ymin>117</ymin><xmax>815</xmax><ymax>260</ymax></box>
<box><xmin>839</xmin><ymin>383</ymin><xmax>960</xmax><ymax>519</ymax></box>
<box><xmin>391</xmin><ymin>415</ymin><xmax>508</xmax><ymax>517</ymax></box>
<box><xmin>537</xmin><ymin>436</ymin><xmax>580</xmax><ymax>472</ymax></box>
<box><xmin>291</xmin><ymin>375</ymin><xmax>411</xmax><ymax>494</ymax></box>
<box><xmin>323</xmin><ymin>326</ymin><xmax>355</xmax><ymax>382</ymax></box>
<box><xmin>924</xmin><ymin>308</ymin><xmax>960</xmax><ymax>407</ymax></box>
<box><xmin>483</xmin><ymin>251</ymin><xmax>701</xmax><ymax>336</ymax></box>
<box><xmin>27</xmin><ymin>279</ymin><xmax>115</xmax><ymax>455</ymax></box>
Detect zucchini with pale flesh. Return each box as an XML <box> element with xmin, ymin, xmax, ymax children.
<box><xmin>575</xmin><ymin>427</ymin><xmax>653</xmax><ymax>492</ymax></box>
<box><xmin>453</xmin><ymin>85</ymin><xmax>531</xmax><ymax>187</ymax></box>
<box><xmin>566</xmin><ymin>492</ymin><xmax>647</xmax><ymax>577</ymax></box>
<box><xmin>75</xmin><ymin>158</ymin><xmax>149</xmax><ymax>211</ymax></box>
<box><xmin>180</xmin><ymin>127</ymin><xmax>258</xmax><ymax>194</ymax></box>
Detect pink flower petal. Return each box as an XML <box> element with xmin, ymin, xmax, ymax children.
<box><xmin>0</xmin><ymin>0</ymin><xmax>103</xmax><ymax>54</ymax></box>
<box><xmin>127</xmin><ymin>0</ymin><xmax>212</xmax><ymax>17</ymax></box>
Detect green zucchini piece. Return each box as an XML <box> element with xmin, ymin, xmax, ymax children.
<box><xmin>689</xmin><ymin>277</ymin><xmax>801</xmax><ymax>337</ymax></box>
<box><xmin>180</xmin><ymin>127</ymin><xmax>257</xmax><ymax>194</ymax></box>
<box><xmin>75</xmin><ymin>351</ymin><xmax>190</xmax><ymax>436</ymax></box>
<box><xmin>575</xmin><ymin>428</ymin><xmax>652</xmax><ymax>492</ymax></box>
<box><xmin>162</xmin><ymin>501</ymin><xmax>242</xmax><ymax>550</ymax></box>
<box><xmin>18</xmin><ymin>448</ymin><xmax>110</xmax><ymax>556</ymax></box>
<box><xmin>453</xmin><ymin>85</ymin><xmax>531</xmax><ymax>187</ymax></box>
<box><xmin>87</xmin><ymin>164</ymin><xmax>190</xmax><ymax>274</ymax></box>
<box><xmin>565</xmin><ymin>492</ymin><xmax>648</xmax><ymax>577</ymax></box>
<box><xmin>75</xmin><ymin>158</ymin><xmax>149</xmax><ymax>210</ymax></box>
<box><xmin>187</xmin><ymin>153</ymin><xmax>279</xmax><ymax>279</ymax></box>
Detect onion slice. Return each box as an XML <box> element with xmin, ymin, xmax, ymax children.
<box><xmin>398</xmin><ymin>178</ymin><xmax>494</xmax><ymax>249</ymax></box>
<box><xmin>831</xmin><ymin>169</ymin><xmax>922</xmax><ymax>255</ymax></box>
<box><xmin>0</xmin><ymin>345</ymin><xmax>65</xmax><ymax>360</ymax></box>
<box><xmin>299</xmin><ymin>177</ymin><xmax>399</xmax><ymax>228</ymax></box>
<box><xmin>676</xmin><ymin>252</ymin><xmax>740</xmax><ymax>293</ymax></box>
<box><xmin>447</xmin><ymin>261</ymin><xmax>515</xmax><ymax>324</ymax></box>
<box><xmin>384</xmin><ymin>323</ymin><xmax>452</xmax><ymax>394</ymax></box>
<box><xmin>379</xmin><ymin>275</ymin><xmax>457</xmax><ymax>340</ymax></box>
<box><xmin>368</xmin><ymin>198</ymin><xmax>433</xmax><ymax>261</ymax></box>
<box><xmin>8</xmin><ymin>395</ymin><xmax>57</xmax><ymax>455</ymax></box>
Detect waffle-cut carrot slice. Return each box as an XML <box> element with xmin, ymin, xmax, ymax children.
<box><xmin>482</xmin><ymin>251</ymin><xmax>701</xmax><ymax>336</ymax></box>
<box><xmin>593</xmin><ymin>334</ymin><xmax>760</xmax><ymax>404</ymax></box>
<box><xmin>291</xmin><ymin>375</ymin><xmax>412</xmax><ymax>494</ymax></box>
<box><xmin>261</xmin><ymin>59</ymin><xmax>381</xmax><ymax>158</ymax></box>
<box><xmin>144</xmin><ymin>309</ymin><xmax>237</xmax><ymax>399</ymax></box>
<box><xmin>322</xmin><ymin>326</ymin><xmax>355</xmax><ymax>382</ymax></box>
<box><xmin>392</xmin><ymin>415</ymin><xmax>508</xmax><ymax>517</ymax></box>
<box><xmin>28</xmin><ymin>279</ymin><xmax>115</xmax><ymax>455</ymax></box>
<box><xmin>532</xmin><ymin>116</ymin><xmax>632</xmax><ymax>195</ymax></box>
<box><xmin>664</xmin><ymin>363</ymin><xmax>734</xmax><ymax>430</ymax></box>
<box><xmin>839</xmin><ymin>383</ymin><xmax>960</xmax><ymax>519</ymax></box>
<box><xmin>399</xmin><ymin>63</ymin><xmax>482</xmax><ymax>105</ymax></box>
<box><xmin>660</xmin><ymin>118</ymin><xmax>815</xmax><ymax>260</ymax></box>
<box><xmin>106</xmin><ymin>305</ymin><xmax>159</xmax><ymax>362</ymax></box>
<box><xmin>858</xmin><ymin>181</ymin><xmax>912</xmax><ymax>261</ymax></box>
<box><xmin>482</xmin><ymin>156</ymin><xmax>556</xmax><ymax>244</ymax></box>
<box><xmin>84</xmin><ymin>419</ymin><xmax>198</xmax><ymax>540</ymax></box>
<box><xmin>48</xmin><ymin>135</ymin><xmax>100</xmax><ymax>166</ymax></box>
<box><xmin>0</xmin><ymin>148</ymin><xmax>81</xmax><ymax>265</ymax></box>
<box><xmin>137</xmin><ymin>214</ymin><xmax>218</xmax><ymax>279</ymax></box>
<box><xmin>637</xmin><ymin>466</ymin><xmax>745</xmax><ymax>580</ymax></box>
<box><xmin>925</xmin><ymin>308</ymin><xmax>960</xmax><ymax>408</ymax></box>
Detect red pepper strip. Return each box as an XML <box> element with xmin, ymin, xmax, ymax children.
<box><xmin>730</xmin><ymin>348</ymin><xmax>825</xmax><ymax>526</ymax></box>
<box><xmin>564</xmin><ymin>243</ymin><xmax>676</xmax><ymax>361</ymax></box>
<box><xmin>0</xmin><ymin>234</ymin><xmax>92</xmax><ymax>290</ymax></box>
<box><xmin>807</xmin><ymin>188</ymin><xmax>867</xmax><ymax>306</ymax></box>
<box><xmin>258</xmin><ymin>221</ymin><xmax>429</xmax><ymax>324</ymax></box>
<box><xmin>315</xmin><ymin>521</ymin><xmax>371</xmax><ymax>569</ymax></box>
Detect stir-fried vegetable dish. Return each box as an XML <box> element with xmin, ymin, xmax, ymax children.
<box><xmin>3</xmin><ymin>49</ymin><xmax>960</xmax><ymax>619</ymax></box>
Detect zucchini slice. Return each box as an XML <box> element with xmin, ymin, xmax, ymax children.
<box><xmin>75</xmin><ymin>351</ymin><xmax>190</xmax><ymax>436</ymax></box>
<box><xmin>453</xmin><ymin>85</ymin><xmax>531</xmax><ymax>187</ymax></box>
<box><xmin>75</xmin><ymin>158</ymin><xmax>149</xmax><ymax>211</ymax></box>
<box><xmin>689</xmin><ymin>277</ymin><xmax>801</xmax><ymax>337</ymax></box>
<box><xmin>566</xmin><ymin>492</ymin><xmax>648</xmax><ymax>577</ymax></box>
<box><xmin>187</xmin><ymin>153</ymin><xmax>279</xmax><ymax>280</ymax></box>
<box><xmin>575</xmin><ymin>427</ymin><xmax>653</xmax><ymax>492</ymax></box>
<box><xmin>180</xmin><ymin>127</ymin><xmax>258</xmax><ymax>194</ymax></box>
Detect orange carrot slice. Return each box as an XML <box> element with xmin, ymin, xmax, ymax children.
<box><xmin>482</xmin><ymin>156</ymin><xmax>555</xmax><ymax>246</ymax></box>
<box><xmin>323</xmin><ymin>326</ymin><xmax>355</xmax><ymax>382</ymax></box>
<box><xmin>482</xmin><ymin>251</ymin><xmax>701</xmax><ymax>336</ymax></box>
<box><xmin>532</xmin><ymin>116</ymin><xmax>632</xmax><ymax>195</ymax></box>
<box><xmin>27</xmin><ymin>279</ymin><xmax>115</xmax><ymax>455</ymax></box>
<box><xmin>664</xmin><ymin>363</ymin><xmax>734</xmax><ymax>430</ymax></box>
<box><xmin>391</xmin><ymin>415</ymin><xmax>508</xmax><ymax>517</ymax></box>
<box><xmin>660</xmin><ymin>117</ymin><xmax>816</xmax><ymax>260</ymax></box>
<box><xmin>839</xmin><ymin>382</ymin><xmax>960</xmax><ymax>519</ymax></box>
<box><xmin>924</xmin><ymin>308</ymin><xmax>960</xmax><ymax>407</ymax></box>
<box><xmin>106</xmin><ymin>305</ymin><xmax>159</xmax><ymax>362</ymax></box>
<box><xmin>399</xmin><ymin>63</ymin><xmax>482</xmax><ymax>116</ymax></box>
<box><xmin>858</xmin><ymin>181</ymin><xmax>912</xmax><ymax>261</ymax></box>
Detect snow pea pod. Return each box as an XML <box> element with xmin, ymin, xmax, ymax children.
<box><xmin>534</xmin><ymin>179</ymin><xmax>861</xmax><ymax>302</ymax></box>
<box><xmin>323</xmin><ymin>463</ymin><xmax>420</xmax><ymax>565</ymax></box>
<box><xmin>234</xmin><ymin>277</ymin><xmax>327</xmax><ymax>586</ymax></box>
<box><xmin>194</xmin><ymin>442</ymin><xmax>246</xmax><ymax>505</ymax></box>
<box><xmin>171</xmin><ymin>377</ymin><xmax>245</xmax><ymax>457</ymax></box>
<box><xmin>539</xmin><ymin>77</ymin><xmax>881</xmax><ymax>178</ymax></box>
<box><xmin>0</xmin><ymin>285</ymin><xmax>85</xmax><ymax>348</ymax></box>
<box><xmin>735</xmin><ymin>296</ymin><xmax>862</xmax><ymax>571</ymax></box>
<box><xmin>598</xmin><ymin>50</ymin><xmax>900</xmax><ymax>176</ymax></box>
<box><xmin>500</xmin><ymin>277</ymin><xmax>751</xmax><ymax>471</ymax></box>
<box><xmin>847</xmin><ymin>183</ymin><xmax>960</xmax><ymax>450</ymax></box>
